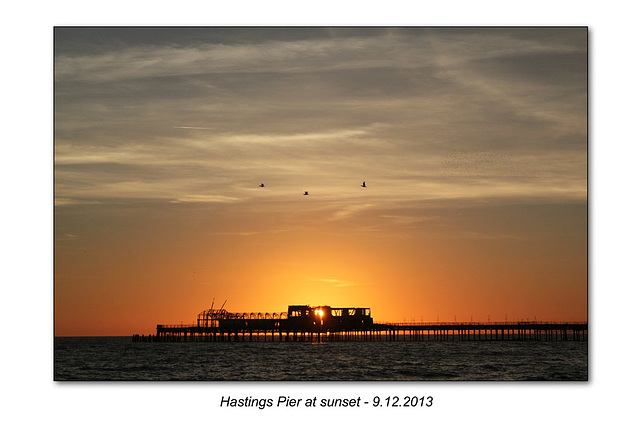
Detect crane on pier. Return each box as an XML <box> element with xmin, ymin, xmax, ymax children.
<box><xmin>197</xmin><ymin>298</ymin><xmax>229</xmax><ymax>326</ymax></box>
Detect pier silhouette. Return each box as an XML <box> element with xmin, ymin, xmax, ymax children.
<box><xmin>133</xmin><ymin>303</ymin><xmax>587</xmax><ymax>343</ymax></box>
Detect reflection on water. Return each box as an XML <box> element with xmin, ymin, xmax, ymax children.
<box><xmin>54</xmin><ymin>337</ymin><xmax>587</xmax><ymax>381</ymax></box>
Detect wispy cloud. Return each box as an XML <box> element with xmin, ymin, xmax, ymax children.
<box><xmin>55</xmin><ymin>30</ymin><xmax>582</xmax><ymax>84</ymax></box>
<box><xmin>55</xmin><ymin>28</ymin><xmax>586</xmax><ymax>212</ymax></box>
<box><xmin>173</xmin><ymin>126</ymin><xmax>216</xmax><ymax>130</ymax></box>
<box><xmin>169</xmin><ymin>194</ymin><xmax>240</xmax><ymax>204</ymax></box>
<box><xmin>380</xmin><ymin>214</ymin><xmax>432</xmax><ymax>226</ymax></box>
<box><xmin>328</xmin><ymin>203</ymin><xmax>374</xmax><ymax>222</ymax></box>
<box><xmin>309</xmin><ymin>278</ymin><xmax>366</xmax><ymax>288</ymax></box>
<box><xmin>55</xmin><ymin>197</ymin><xmax>102</xmax><ymax>207</ymax></box>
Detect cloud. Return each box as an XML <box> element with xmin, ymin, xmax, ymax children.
<box><xmin>380</xmin><ymin>214</ymin><xmax>432</xmax><ymax>226</ymax></box>
<box><xmin>173</xmin><ymin>126</ymin><xmax>216</xmax><ymax>130</ymax></box>
<box><xmin>55</xmin><ymin>29</ymin><xmax>583</xmax><ymax>84</ymax></box>
<box><xmin>169</xmin><ymin>194</ymin><xmax>240</xmax><ymax>204</ymax></box>
<box><xmin>54</xmin><ymin>197</ymin><xmax>102</xmax><ymax>207</ymax></box>
<box><xmin>54</xmin><ymin>28</ymin><xmax>586</xmax><ymax>214</ymax></box>
<box><xmin>328</xmin><ymin>203</ymin><xmax>375</xmax><ymax>222</ymax></box>
<box><xmin>208</xmin><ymin>231</ymin><xmax>259</xmax><ymax>237</ymax></box>
<box><xmin>310</xmin><ymin>278</ymin><xmax>366</xmax><ymax>288</ymax></box>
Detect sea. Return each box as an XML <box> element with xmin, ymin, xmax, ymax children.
<box><xmin>54</xmin><ymin>337</ymin><xmax>587</xmax><ymax>381</ymax></box>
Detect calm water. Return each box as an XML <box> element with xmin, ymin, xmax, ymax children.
<box><xmin>54</xmin><ymin>337</ymin><xmax>587</xmax><ymax>381</ymax></box>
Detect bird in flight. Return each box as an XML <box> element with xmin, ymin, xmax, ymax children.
<box><xmin>304</xmin><ymin>191</ymin><xmax>309</xmax><ymax>195</ymax></box>
<box><xmin>361</xmin><ymin>181</ymin><xmax>366</xmax><ymax>188</ymax></box>
<box><xmin>259</xmin><ymin>183</ymin><xmax>265</xmax><ymax>187</ymax></box>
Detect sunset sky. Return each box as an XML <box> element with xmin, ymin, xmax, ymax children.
<box><xmin>54</xmin><ymin>27</ymin><xmax>587</xmax><ymax>336</ymax></box>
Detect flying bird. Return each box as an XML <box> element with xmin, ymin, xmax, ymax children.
<box><xmin>361</xmin><ymin>181</ymin><xmax>366</xmax><ymax>188</ymax></box>
<box><xmin>304</xmin><ymin>191</ymin><xmax>309</xmax><ymax>195</ymax></box>
<box><xmin>259</xmin><ymin>183</ymin><xmax>265</xmax><ymax>187</ymax></box>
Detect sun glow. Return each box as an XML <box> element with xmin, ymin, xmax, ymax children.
<box><xmin>315</xmin><ymin>309</ymin><xmax>324</xmax><ymax>317</ymax></box>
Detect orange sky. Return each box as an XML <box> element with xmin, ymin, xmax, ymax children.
<box><xmin>54</xmin><ymin>28</ymin><xmax>587</xmax><ymax>336</ymax></box>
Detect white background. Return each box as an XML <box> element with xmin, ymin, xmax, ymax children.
<box><xmin>1</xmin><ymin>1</ymin><xmax>636</xmax><ymax>423</ymax></box>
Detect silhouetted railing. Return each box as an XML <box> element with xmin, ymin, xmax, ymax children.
<box><xmin>380</xmin><ymin>321</ymin><xmax>587</xmax><ymax>327</ymax></box>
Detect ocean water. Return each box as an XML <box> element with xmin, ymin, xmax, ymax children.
<box><xmin>54</xmin><ymin>337</ymin><xmax>587</xmax><ymax>381</ymax></box>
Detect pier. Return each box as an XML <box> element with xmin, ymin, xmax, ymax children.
<box><xmin>133</xmin><ymin>303</ymin><xmax>587</xmax><ymax>342</ymax></box>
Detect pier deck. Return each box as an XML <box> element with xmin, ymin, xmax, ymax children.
<box><xmin>134</xmin><ymin>321</ymin><xmax>587</xmax><ymax>342</ymax></box>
